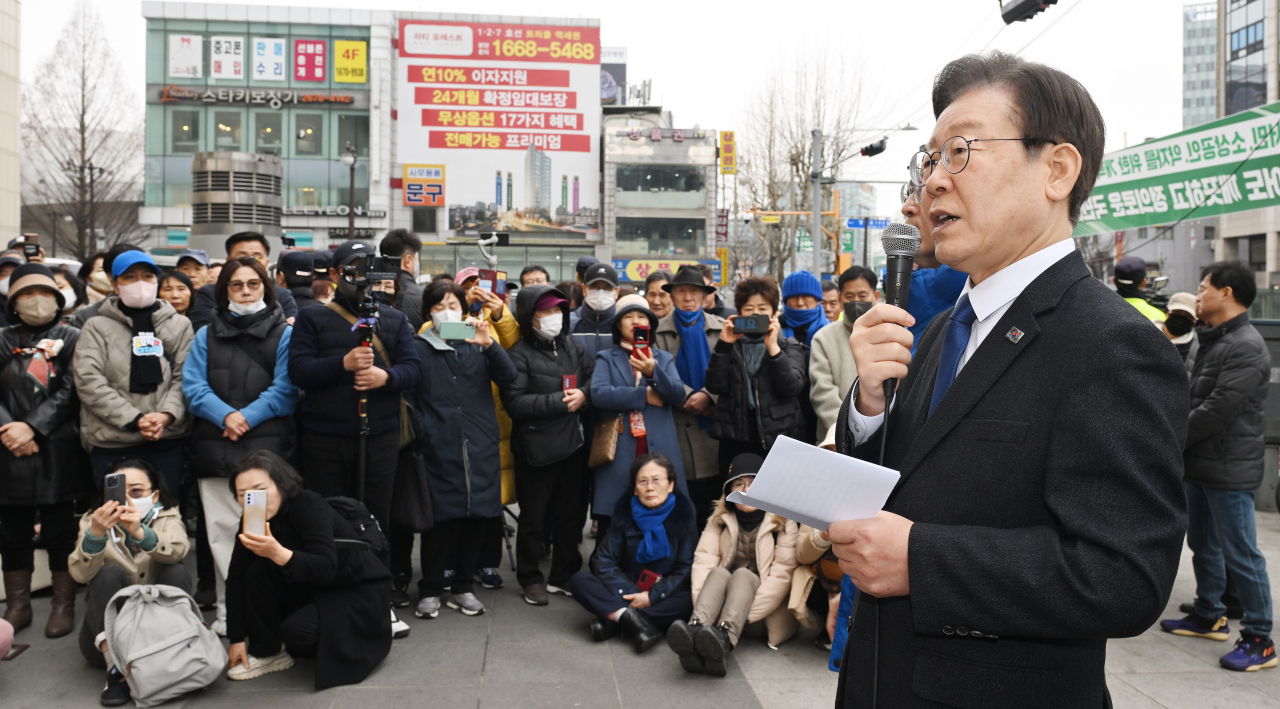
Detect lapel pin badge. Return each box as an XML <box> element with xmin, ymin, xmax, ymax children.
<box><xmin>1006</xmin><ymin>326</ymin><xmax>1024</xmax><ymax>344</ymax></box>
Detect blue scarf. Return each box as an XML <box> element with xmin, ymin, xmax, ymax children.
<box><xmin>782</xmin><ymin>304</ymin><xmax>828</xmax><ymax>347</ymax></box>
<box><xmin>632</xmin><ymin>494</ymin><xmax>676</xmax><ymax>563</ymax></box>
<box><xmin>673</xmin><ymin>308</ymin><xmax>712</xmax><ymax>429</ymax></box>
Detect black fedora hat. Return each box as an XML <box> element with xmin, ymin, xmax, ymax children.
<box><xmin>662</xmin><ymin>264</ymin><xmax>716</xmax><ymax>294</ymax></box>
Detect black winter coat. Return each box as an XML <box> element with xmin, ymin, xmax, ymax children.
<box><xmin>0</xmin><ymin>321</ymin><xmax>91</xmax><ymax>505</ymax></box>
<box><xmin>394</xmin><ymin>271</ymin><xmax>425</xmax><ymax>333</ymax></box>
<box><xmin>591</xmin><ymin>492</ymin><xmax>696</xmax><ymax>603</ymax></box>
<box><xmin>289</xmin><ymin>285</ymin><xmax>322</xmax><ymax>312</ymax></box>
<box><xmin>412</xmin><ymin>331</ymin><xmax>517</xmax><ymax>522</ymax></box>
<box><xmin>225</xmin><ymin>490</ymin><xmax>391</xmax><ymax>690</ymax></box>
<box><xmin>502</xmin><ymin>284</ymin><xmax>595</xmax><ymax>467</ymax></box>
<box><xmin>704</xmin><ymin>336</ymin><xmax>807</xmax><ymax>448</ymax></box>
<box><xmin>1185</xmin><ymin>312</ymin><xmax>1271</xmax><ymax>490</ymax></box>
<box><xmin>189</xmin><ymin>307</ymin><xmax>295</xmax><ymax>478</ymax></box>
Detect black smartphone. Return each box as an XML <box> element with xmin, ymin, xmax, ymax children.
<box><xmin>104</xmin><ymin>473</ymin><xmax>128</xmax><ymax>507</ymax></box>
<box><xmin>735</xmin><ymin>315</ymin><xmax>770</xmax><ymax>335</ymax></box>
<box><xmin>22</xmin><ymin>243</ymin><xmax>39</xmax><ymax>259</ymax></box>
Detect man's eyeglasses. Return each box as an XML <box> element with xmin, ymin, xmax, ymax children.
<box><xmin>229</xmin><ymin>279</ymin><xmax>263</xmax><ymax>291</ymax></box>
<box><xmin>900</xmin><ymin>181</ymin><xmax>921</xmax><ymax>206</ymax></box>
<box><xmin>909</xmin><ymin>136</ymin><xmax>1060</xmax><ymax>187</ymax></box>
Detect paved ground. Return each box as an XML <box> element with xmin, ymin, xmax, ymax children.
<box><xmin>1</xmin><ymin>510</ymin><xmax>1278</xmax><ymax>708</ymax></box>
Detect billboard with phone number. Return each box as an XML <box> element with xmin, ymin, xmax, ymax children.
<box><xmin>397</xmin><ymin>18</ymin><xmax>600</xmax><ymax>236</ymax></box>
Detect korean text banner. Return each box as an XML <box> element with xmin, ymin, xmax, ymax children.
<box><xmin>397</xmin><ymin>19</ymin><xmax>600</xmax><ymax>235</ymax></box>
<box><xmin>1074</xmin><ymin>102</ymin><xmax>1280</xmax><ymax>236</ymax></box>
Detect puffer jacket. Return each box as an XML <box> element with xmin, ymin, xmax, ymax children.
<box><xmin>704</xmin><ymin>335</ymin><xmax>808</xmax><ymax>449</ymax></box>
<box><xmin>692</xmin><ymin>499</ymin><xmax>800</xmax><ymax>646</ymax></box>
<box><xmin>1184</xmin><ymin>311</ymin><xmax>1271</xmax><ymax>490</ymax></box>
<box><xmin>0</xmin><ymin>321</ymin><xmax>92</xmax><ymax>505</ymax></box>
<box><xmin>592</xmin><ymin>492</ymin><xmax>697</xmax><ymax>604</ymax></box>
<box><xmin>72</xmin><ymin>297</ymin><xmax>194</xmax><ymax>450</ymax></box>
<box><xmin>502</xmin><ymin>285</ymin><xmax>594</xmax><ymax>467</ymax></box>
<box><xmin>68</xmin><ymin>506</ymin><xmax>190</xmax><ymax>586</ymax></box>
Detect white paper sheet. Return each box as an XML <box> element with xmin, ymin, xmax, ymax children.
<box><xmin>725</xmin><ymin>435</ymin><xmax>900</xmax><ymax>530</ymax></box>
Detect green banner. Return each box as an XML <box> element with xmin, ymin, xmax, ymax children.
<box><xmin>1074</xmin><ymin>102</ymin><xmax>1280</xmax><ymax>237</ymax></box>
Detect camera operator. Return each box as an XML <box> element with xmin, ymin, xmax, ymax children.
<box><xmin>189</xmin><ymin>233</ymin><xmax>299</xmax><ymax>332</ymax></box>
<box><xmin>286</xmin><ymin>241</ymin><xmax>421</xmax><ymax>532</ymax></box>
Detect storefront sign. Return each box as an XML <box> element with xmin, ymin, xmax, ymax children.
<box><xmin>720</xmin><ymin>131</ymin><xmax>736</xmax><ymax>174</ymax></box>
<box><xmin>210</xmin><ymin>36</ymin><xmax>244</xmax><ymax>80</ymax></box>
<box><xmin>252</xmin><ymin>37</ymin><xmax>286</xmax><ymax>81</ymax></box>
<box><xmin>282</xmin><ymin>205</ymin><xmax>387</xmax><ymax>218</ymax></box>
<box><xmin>327</xmin><ymin>228</ymin><xmax>378</xmax><ymax>238</ymax></box>
<box><xmin>294</xmin><ymin>39</ymin><xmax>327</xmax><ymax>82</ymax></box>
<box><xmin>1076</xmin><ymin>99</ymin><xmax>1280</xmax><ymax>235</ymax></box>
<box><xmin>404</xmin><ymin>165</ymin><xmax>446</xmax><ymax>207</ymax></box>
<box><xmin>612</xmin><ymin>258</ymin><xmax>721</xmax><ymax>283</ymax></box>
<box><xmin>717</xmin><ymin>248</ymin><xmax>729</xmax><ymax>283</ymax></box>
<box><xmin>335</xmin><ymin>41</ymin><xmax>367</xmax><ymax>83</ymax></box>
<box><xmin>169</xmin><ymin>35</ymin><xmax>202</xmax><ymax>79</ymax></box>
<box><xmin>148</xmin><ymin>84</ymin><xmax>370</xmax><ymax>110</ymax></box>
<box><xmin>716</xmin><ymin>209</ymin><xmax>729</xmax><ymax>244</ymax></box>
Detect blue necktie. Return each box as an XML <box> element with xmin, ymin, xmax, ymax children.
<box><xmin>928</xmin><ymin>293</ymin><xmax>977</xmax><ymax>418</ymax></box>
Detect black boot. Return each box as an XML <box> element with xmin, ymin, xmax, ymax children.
<box><xmin>590</xmin><ymin>617</ymin><xmax>620</xmax><ymax>641</ymax></box>
<box><xmin>667</xmin><ymin>620</ymin><xmax>705</xmax><ymax>673</ymax></box>
<box><xmin>391</xmin><ymin>576</ymin><xmax>412</xmax><ymax>609</ymax></box>
<box><xmin>618</xmin><ymin>608</ymin><xmax>662</xmax><ymax>654</ymax></box>
<box><xmin>695</xmin><ymin>623</ymin><xmax>734</xmax><ymax>677</ymax></box>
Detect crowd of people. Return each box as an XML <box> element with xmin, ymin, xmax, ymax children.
<box><xmin>0</xmin><ymin>155</ymin><xmax>1275</xmax><ymax>702</ymax></box>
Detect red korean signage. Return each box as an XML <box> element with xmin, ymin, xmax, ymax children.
<box><xmin>399</xmin><ymin>20</ymin><xmax>601</xmax><ymax>65</ymax></box>
<box><xmin>422</xmin><ymin>109</ymin><xmax>583</xmax><ymax>131</ymax></box>
<box><xmin>428</xmin><ymin>131</ymin><xmax>591</xmax><ymax>152</ymax></box>
<box><xmin>414</xmin><ymin>86</ymin><xmax>575</xmax><ymax>109</ymax></box>
<box><xmin>406</xmin><ymin>65</ymin><xmax>571</xmax><ymax>87</ymax></box>
<box><xmin>294</xmin><ymin>40</ymin><xmax>326</xmax><ymax>82</ymax></box>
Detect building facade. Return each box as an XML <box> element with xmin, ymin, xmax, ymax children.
<box><xmin>0</xmin><ymin>0</ymin><xmax>17</xmax><ymax>245</ymax></box>
<box><xmin>1186</xmin><ymin>3</ymin><xmax>1219</xmax><ymax>128</ymax></box>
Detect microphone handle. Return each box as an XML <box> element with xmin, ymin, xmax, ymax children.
<box><xmin>882</xmin><ymin>253</ymin><xmax>915</xmax><ymax>403</ymax></box>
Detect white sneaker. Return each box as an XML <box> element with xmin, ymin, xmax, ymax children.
<box><xmin>547</xmin><ymin>584</ymin><xmax>573</xmax><ymax>597</ymax></box>
<box><xmin>226</xmin><ymin>650</ymin><xmax>294</xmax><ymax>680</ymax></box>
<box><xmin>209</xmin><ymin>619</ymin><xmax>227</xmax><ymax>637</ymax></box>
<box><xmin>391</xmin><ymin>609</ymin><xmax>410</xmax><ymax>639</ymax></box>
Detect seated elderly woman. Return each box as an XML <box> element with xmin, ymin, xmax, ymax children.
<box><xmin>667</xmin><ymin>453</ymin><xmax>800</xmax><ymax>676</ymax></box>
<box><xmin>568</xmin><ymin>453</ymin><xmax>696</xmax><ymax>654</ymax></box>
<box><xmin>223</xmin><ymin>451</ymin><xmax>390</xmax><ymax>689</ymax></box>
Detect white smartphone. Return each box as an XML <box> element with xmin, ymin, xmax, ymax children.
<box><xmin>242</xmin><ymin>490</ymin><xmax>267</xmax><ymax>536</ymax></box>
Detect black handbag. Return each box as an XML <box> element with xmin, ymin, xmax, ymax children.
<box><xmin>390</xmin><ymin>449</ymin><xmax>433</xmax><ymax>533</ymax></box>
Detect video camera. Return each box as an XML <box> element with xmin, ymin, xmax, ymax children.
<box><xmin>341</xmin><ymin>253</ymin><xmax>401</xmax><ymax>317</ymax></box>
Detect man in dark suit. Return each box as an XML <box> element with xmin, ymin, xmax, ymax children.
<box><xmin>829</xmin><ymin>51</ymin><xmax>1189</xmax><ymax>708</ymax></box>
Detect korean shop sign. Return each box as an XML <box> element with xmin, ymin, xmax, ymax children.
<box><xmin>1074</xmin><ymin>102</ymin><xmax>1280</xmax><ymax>236</ymax></box>
<box><xmin>147</xmin><ymin>84</ymin><xmax>370</xmax><ymax>111</ymax></box>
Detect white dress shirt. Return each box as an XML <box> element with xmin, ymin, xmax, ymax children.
<box><xmin>846</xmin><ymin>239</ymin><xmax>1078</xmax><ymax>447</ymax></box>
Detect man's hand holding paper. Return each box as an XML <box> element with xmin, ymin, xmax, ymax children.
<box><xmin>828</xmin><ymin>511</ymin><xmax>913</xmax><ymax>598</ymax></box>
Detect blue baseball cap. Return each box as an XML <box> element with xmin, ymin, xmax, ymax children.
<box><xmin>111</xmin><ymin>250</ymin><xmax>161</xmax><ymax>278</ymax></box>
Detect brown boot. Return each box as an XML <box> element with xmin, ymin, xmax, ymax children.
<box><xmin>2</xmin><ymin>570</ymin><xmax>33</xmax><ymax>631</ymax></box>
<box><xmin>45</xmin><ymin>570</ymin><xmax>76</xmax><ymax>638</ymax></box>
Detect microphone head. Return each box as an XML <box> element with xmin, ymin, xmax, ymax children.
<box><xmin>881</xmin><ymin>223</ymin><xmax>922</xmax><ymax>257</ymax></box>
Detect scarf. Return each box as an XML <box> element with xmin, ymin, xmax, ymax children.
<box><xmin>632</xmin><ymin>494</ymin><xmax>676</xmax><ymax>563</ymax></box>
<box><xmin>120</xmin><ymin>302</ymin><xmax>164</xmax><ymax>394</ymax></box>
<box><xmin>739</xmin><ymin>336</ymin><xmax>767</xmax><ymax>409</ymax></box>
<box><xmin>673</xmin><ymin>307</ymin><xmax>712</xmax><ymax>429</ymax></box>
<box><xmin>732</xmin><ymin>504</ymin><xmax>766</xmax><ymax>533</ymax></box>
<box><xmin>782</xmin><ymin>304</ymin><xmax>828</xmax><ymax>347</ymax></box>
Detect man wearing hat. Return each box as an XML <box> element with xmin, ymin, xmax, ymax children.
<box><xmin>570</xmin><ymin>262</ymin><xmax>619</xmax><ymax>362</ymax></box>
<box><xmin>275</xmin><ymin>250</ymin><xmax>320</xmax><ymax>311</ymax></box>
<box><xmin>654</xmin><ymin>265</ymin><xmax>725</xmax><ymax>528</ymax></box>
<box><xmin>1162</xmin><ymin>291</ymin><xmax>1199</xmax><ymax>363</ymax></box>
<box><xmin>175</xmin><ymin>249</ymin><xmax>212</xmax><ymax>290</ymax></box>
<box><xmin>287</xmin><ymin>240</ymin><xmax>421</xmax><ymax>534</ymax></box>
<box><xmin>1113</xmin><ymin>255</ymin><xmax>1166</xmax><ymax>322</ymax></box>
<box><xmin>575</xmin><ymin>255</ymin><xmax>600</xmax><ymax>284</ymax></box>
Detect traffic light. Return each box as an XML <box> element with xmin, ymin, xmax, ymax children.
<box><xmin>860</xmin><ymin>139</ymin><xmax>887</xmax><ymax>157</ymax></box>
<box><xmin>1001</xmin><ymin>0</ymin><xmax>1058</xmax><ymax>24</ymax></box>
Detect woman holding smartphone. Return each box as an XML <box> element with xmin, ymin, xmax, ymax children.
<box><xmin>224</xmin><ymin>451</ymin><xmax>390</xmax><ymax>688</ymax></box>
<box><xmin>589</xmin><ymin>295</ymin><xmax>688</xmax><ymax>539</ymax></box>
<box><xmin>568</xmin><ymin>453</ymin><xmax>695</xmax><ymax>654</ymax></box>
<box><xmin>704</xmin><ymin>276</ymin><xmax>808</xmax><ymax>472</ymax></box>
<box><xmin>68</xmin><ymin>458</ymin><xmax>189</xmax><ymax>707</ymax></box>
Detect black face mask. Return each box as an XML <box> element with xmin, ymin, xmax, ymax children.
<box><xmin>843</xmin><ymin>300</ymin><xmax>873</xmax><ymax>323</ymax></box>
<box><xmin>1165</xmin><ymin>313</ymin><xmax>1195</xmax><ymax>337</ymax></box>
<box><xmin>374</xmin><ymin>290</ymin><xmax>394</xmax><ymax>305</ymax></box>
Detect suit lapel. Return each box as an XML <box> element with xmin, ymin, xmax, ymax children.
<box><xmin>610</xmin><ymin>347</ymin><xmax>635</xmax><ymax>384</ymax></box>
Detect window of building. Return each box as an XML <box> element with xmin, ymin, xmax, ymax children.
<box><xmin>214</xmin><ymin>110</ymin><xmax>243</xmax><ymax>150</ymax></box>
<box><xmin>295</xmin><ymin>113</ymin><xmax>325</xmax><ymax>156</ymax></box>
<box><xmin>1227</xmin><ymin>49</ymin><xmax>1266</xmax><ymax>115</ymax></box>
<box><xmin>412</xmin><ymin>207</ymin><xmax>437</xmax><ymax>233</ymax></box>
<box><xmin>254</xmin><ymin>112</ymin><xmax>282</xmax><ymax>155</ymax></box>
<box><xmin>171</xmin><ymin>109</ymin><xmax>200</xmax><ymax>153</ymax></box>
<box><xmin>337</xmin><ymin>114</ymin><xmax>370</xmax><ymax>158</ymax></box>
<box><xmin>615</xmin><ymin>217</ymin><xmax>705</xmax><ymax>256</ymax></box>
<box><xmin>615</xmin><ymin>165</ymin><xmax>706</xmax><ymax>193</ymax></box>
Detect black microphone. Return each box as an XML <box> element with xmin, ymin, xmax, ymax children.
<box><xmin>880</xmin><ymin>223</ymin><xmax>922</xmax><ymax>401</ymax></box>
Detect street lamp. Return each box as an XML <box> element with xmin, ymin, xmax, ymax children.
<box><xmin>341</xmin><ymin>142</ymin><xmax>358</xmax><ymax>238</ymax></box>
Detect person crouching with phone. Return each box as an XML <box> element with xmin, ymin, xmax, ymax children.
<box><xmin>224</xmin><ymin>451</ymin><xmax>391</xmax><ymax>688</ymax></box>
<box><xmin>409</xmin><ymin>281</ymin><xmax>516</xmax><ymax>620</ymax></box>
<box><xmin>704</xmin><ymin>277</ymin><xmax>808</xmax><ymax>472</ymax></box>
<box><xmin>68</xmin><ymin>458</ymin><xmax>189</xmax><ymax>707</ymax></box>
<box><xmin>667</xmin><ymin>454</ymin><xmax>800</xmax><ymax>677</ymax></box>
<box><xmin>568</xmin><ymin>453</ymin><xmax>695</xmax><ymax>653</ymax></box>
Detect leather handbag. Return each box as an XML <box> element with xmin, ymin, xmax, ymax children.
<box><xmin>588</xmin><ymin>415</ymin><xmax>624</xmax><ymax>469</ymax></box>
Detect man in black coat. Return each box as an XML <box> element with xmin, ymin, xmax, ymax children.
<box><xmin>275</xmin><ymin>250</ymin><xmax>321</xmax><ymax>311</ymax></box>
<box><xmin>829</xmin><ymin>52</ymin><xmax>1189</xmax><ymax>708</ymax></box>
<box><xmin>1158</xmin><ymin>260</ymin><xmax>1275</xmax><ymax>671</ymax></box>
<box><xmin>379</xmin><ymin>229</ymin><xmax>425</xmax><ymax>332</ymax></box>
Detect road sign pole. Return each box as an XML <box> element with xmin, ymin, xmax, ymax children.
<box><xmin>811</xmin><ymin>129</ymin><xmax>823</xmax><ymax>277</ymax></box>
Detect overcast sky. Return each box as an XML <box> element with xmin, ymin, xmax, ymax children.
<box><xmin>21</xmin><ymin>0</ymin><xmax>1188</xmax><ymax>218</ymax></box>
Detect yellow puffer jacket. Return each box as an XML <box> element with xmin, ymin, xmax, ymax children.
<box><xmin>421</xmin><ymin>303</ymin><xmax>521</xmax><ymax>504</ymax></box>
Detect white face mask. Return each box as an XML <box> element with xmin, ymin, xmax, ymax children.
<box><xmin>0</xmin><ymin>276</ymin><xmax>9</xmax><ymax>297</ymax></box>
<box><xmin>536</xmin><ymin>313</ymin><xmax>563</xmax><ymax>340</ymax></box>
<box><xmin>227</xmin><ymin>298</ymin><xmax>267</xmax><ymax>316</ymax></box>
<box><xmin>117</xmin><ymin>280</ymin><xmax>158</xmax><ymax>309</ymax></box>
<box><xmin>130</xmin><ymin>494</ymin><xmax>157</xmax><ymax>518</ymax></box>
<box><xmin>432</xmin><ymin>309</ymin><xmax>462</xmax><ymax>327</ymax></box>
<box><xmin>585</xmin><ymin>289</ymin><xmax>616</xmax><ymax>312</ymax></box>
<box><xmin>59</xmin><ymin>288</ymin><xmax>77</xmax><ymax>309</ymax></box>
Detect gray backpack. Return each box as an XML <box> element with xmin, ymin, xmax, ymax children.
<box><xmin>104</xmin><ymin>584</ymin><xmax>227</xmax><ymax>708</ymax></box>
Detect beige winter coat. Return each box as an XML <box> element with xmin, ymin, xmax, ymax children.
<box><xmin>692</xmin><ymin>498</ymin><xmax>800</xmax><ymax>645</ymax></box>
<box><xmin>810</xmin><ymin>318</ymin><xmax>858</xmax><ymax>448</ymax></box>
<box><xmin>68</xmin><ymin>506</ymin><xmax>190</xmax><ymax>586</ymax></box>
<box><xmin>654</xmin><ymin>311</ymin><xmax>725</xmax><ymax>480</ymax></box>
<box><xmin>788</xmin><ymin>524</ymin><xmax>836</xmax><ymax>630</ymax></box>
<box><xmin>73</xmin><ymin>297</ymin><xmax>193</xmax><ymax>450</ymax></box>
